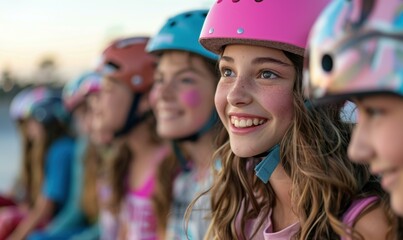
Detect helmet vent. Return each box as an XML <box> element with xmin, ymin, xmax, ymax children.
<box><xmin>255</xmin><ymin>0</ymin><xmax>264</xmax><ymax>2</ymax></box>
<box><xmin>169</xmin><ymin>21</ymin><xmax>176</xmax><ymax>27</ymax></box>
<box><xmin>321</xmin><ymin>54</ymin><xmax>333</xmax><ymax>73</ymax></box>
<box><xmin>106</xmin><ymin>61</ymin><xmax>120</xmax><ymax>71</ymax></box>
<box><xmin>184</xmin><ymin>13</ymin><xmax>192</xmax><ymax>18</ymax></box>
<box><xmin>232</xmin><ymin>0</ymin><xmax>240</xmax><ymax>2</ymax></box>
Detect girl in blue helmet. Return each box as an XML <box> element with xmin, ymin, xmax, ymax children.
<box><xmin>146</xmin><ymin>9</ymin><xmax>221</xmax><ymax>240</ymax></box>
<box><xmin>0</xmin><ymin>86</ymin><xmax>75</xmax><ymax>240</ymax></box>
<box><xmin>26</xmin><ymin>72</ymin><xmax>105</xmax><ymax>240</ymax></box>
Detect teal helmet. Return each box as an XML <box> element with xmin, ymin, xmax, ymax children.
<box><xmin>146</xmin><ymin>9</ymin><xmax>218</xmax><ymax>60</ymax></box>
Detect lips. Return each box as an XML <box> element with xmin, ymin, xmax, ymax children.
<box><xmin>372</xmin><ymin>165</ymin><xmax>400</xmax><ymax>191</ymax></box>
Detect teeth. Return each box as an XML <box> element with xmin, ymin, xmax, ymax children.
<box><xmin>230</xmin><ymin>116</ymin><xmax>266</xmax><ymax>128</ymax></box>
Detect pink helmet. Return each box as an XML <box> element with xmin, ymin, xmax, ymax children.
<box><xmin>304</xmin><ymin>0</ymin><xmax>403</xmax><ymax>103</ymax></box>
<box><xmin>200</xmin><ymin>0</ymin><xmax>331</xmax><ymax>56</ymax></box>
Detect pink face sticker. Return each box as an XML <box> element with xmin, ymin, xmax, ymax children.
<box><xmin>180</xmin><ymin>89</ymin><xmax>202</xmax><ymax>108</ymax></box>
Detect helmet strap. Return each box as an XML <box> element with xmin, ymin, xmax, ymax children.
<box><xmin>254</xmin><ymin>144</ymin><xmax>280</xmax><ymax>184</ymax></box>
<box><xmin>173</xmin><ymin>109</ymin><xmax>218</xmax><ymax>142</ymax></box>
<box><xmin>114</xmin><ymin>93</ymin><xmax>151</xmax><ymax>138</ymax></box>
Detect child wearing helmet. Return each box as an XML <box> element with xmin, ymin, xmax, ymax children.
<box><xmin>146</xmin><ymin>9</ymin><xmax>220</xmax><ymax>240</ymax></box>
<box><xmin>26</xmin><ymin>72</ymin><xmax>104</xmax><ymax>240</ymax></box>
<box><xmin>304</xmin><ymin>0</ymin><xmax>403</xmax><ymax>232</ymax></box>
<box><xmin>1</xmin><ymin>86</ymin><xmax>75</xmax><ymax>240</ymax></box>
<box><xmin>198</xmin><ymin>0</ymin><xmax>393</xmax><ymax>239</ymax></box>
<box><xmin>95</xmin><ymin>36</ymin><xmax>171</xmax><ymax>240</ymax></box>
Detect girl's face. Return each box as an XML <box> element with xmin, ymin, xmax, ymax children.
<box><xmin>149</xmin><ymin>51</ymin><xmax>216</xmax><ymax>139</ymax></box>
<box><xmin>348</xmin><ymin>95</ymin><xmax>403</xmax><ymax>215</ymax></box>
<box><xmin>87</xmin><ymin>93</ymin><xmax>113</xmax><ymax>145</ymax></box>
<box><xmin>97</xmin><ymin>77</ymin><xmax>133</xmax><ymax>133</ymax></box>
<box><xmin>26</xmin><ymin>118</ymin><xmax>45</xmax><ymax>141</ymax></box>
<box><xmin>73</xmin><ymin>103</ymin><xmax>91</xmax><ymax>135</ymax></box>
<box><xmin>216</xmin><ymin>45</ymin><xmax>295</xmax><ymax>157</ymax></box>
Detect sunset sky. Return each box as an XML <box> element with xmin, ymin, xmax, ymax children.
<box><xmin>0</xmin><ymin>0</ymin><xmax>214</xmax><ymax>83</ymax></box>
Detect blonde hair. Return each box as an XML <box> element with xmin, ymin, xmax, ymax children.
<box><xmin>201</xmin><ymin>51</ymin><xmax>394</xmax><ymax>239</ymax></box>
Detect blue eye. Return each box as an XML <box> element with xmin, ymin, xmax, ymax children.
<box><xmin>221</xmin><ymin>68</ymin><xmax>234</xmax><ymax>77</ymax></box>
<box><xmin>260</xmin><ymin>71</ymin><xmax>277</xmax><ymax>79</ymax></box>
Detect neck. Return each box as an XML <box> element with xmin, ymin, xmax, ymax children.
<box><xmin>268</xmin><ymin>165</ymin><xmax>298</xmax><ymax>231</ymax></box>
<box><xmin>181</xmin><ymin>131</ymin><xmax>214</xmax><ymax>178</ymax></box>
<box><xmin>126</xmin><ymin>121</ymin><xmax>158</xmax><ymax>159</ymax></box>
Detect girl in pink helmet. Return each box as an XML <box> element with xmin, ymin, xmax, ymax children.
<box><xmin>197</xmin><ymin>0</ymin><xmax>394</xmax><ymax>239</ymax></box>
<box><xmin>304</xmin><ymin>0</ymin><xmax>403</xmax><ymax>236</ymax></box>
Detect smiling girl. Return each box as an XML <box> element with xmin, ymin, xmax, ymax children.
<box><xmin>146</xmin><ymin>10</ymin><xmax>220</xmax><ymax>240</ymax></box>
<box><xmin>304</xmin><ymin>0</ymin><xmax>403</xmax><ymax>236</ymax></box>
<box><xmin>198</xmin><ymin>0</ymin><xmax>394</xmax><ymax>239</ymax></box>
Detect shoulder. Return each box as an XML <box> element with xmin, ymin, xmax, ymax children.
<box><xmin>353</xmin><ymin>199</ymin><xmax>389</xmax><ymax>240</ymax></box>
<box><xmin>49</xmin><ymin>136</ymin><xmax>75</xmax><ymax>152</ymax></box>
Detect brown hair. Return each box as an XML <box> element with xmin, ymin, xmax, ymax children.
<box><xmin>152</xmin><ymin>50</ymin><xmax>220</xmax><ymax>237</ymax></box>
<box><xmin>106</xmin><ymin>112</ymin><xmax>162</xmax><ymax>215</ymax></box>
<box><xmin>18</xmin><ymin>119</ymin><xmax>68</xmax><ymax>207</ymax></box>
<box><xmin>80</xmin><ymin>142</ymin><xmax>102</xmax><ymax>223</ymax></box>
<box><xmin>202</xmin><ymin>50</ymin><xmax>395</xmax><ymax>239</ymax></box>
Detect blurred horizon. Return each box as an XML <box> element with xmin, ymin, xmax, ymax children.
<box><xmin>0</xmin><ymin>0</ymin><xmax>215</xmax><ymax>88</ymax></box>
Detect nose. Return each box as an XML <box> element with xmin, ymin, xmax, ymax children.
<box><xmin>159</xmin><ymin>80</ymin><xmax>176</xmax><ymax>101</ymax></box>
<box><xmin>226</xmin><ymin>77</ymin><xmax>253</xmax><ymax>107</ymax></box>
<box><xmin>348</xmin><ymin>123</ymin><xmax>375</xmax><ymax>164</ymax></box>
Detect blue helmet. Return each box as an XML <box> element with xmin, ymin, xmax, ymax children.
<box><xmin>146</xmin><ymin>9</ymin><xmax>218</xmax><ymax>61</ymax></box>
<box><xmin>10</xmin><ymin>86</ymin><xmax>70</xmax><ymax>125</ymax></box>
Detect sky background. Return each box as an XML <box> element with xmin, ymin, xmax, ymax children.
<box><xmin>0</xmin><ymin>0</ymin><xmax>215</xmax><ymax>83</ymax></box>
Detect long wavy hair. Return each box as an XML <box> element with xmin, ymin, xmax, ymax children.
<box><xmin>106</xmin><ymin>112</ymin><xmax>161</xmax><ymax>215</ymax></box>
<box><xmin>18</xmin><ymin>119</ymin><xmax>68</xmax><ymax>207</ymax></box>
<box><xmin>81</xmin><ymin>141</ymin><xmax>102</xmax><ymax>224</ymax></box>
<box><xmin>152</xmin><ymin>51</ymin><xmax>221</xmax><ymax>238</ymax></box>
<box><xmin>202</xmin><ymin>50</ymin><xmax>396</xmax><ymax>239</ymax></box>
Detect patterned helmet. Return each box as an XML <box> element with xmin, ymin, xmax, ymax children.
<box><xmin>304</xmin><ymin>0</ymin><xmax>403</xmax><ymax>103</ymax></box>
<box><xmin>96</xmin><ymin>36</ymin><xmax>155</xmax><ymax>93</ymax></box>
<box><xmin>62</xmin><ymin>71</ymin><xmax>102</xmax><ymax>111</ymax></box>
<box><xmin>199</xmin><ymin>0</ymin><xmax>330</xmax><ymax>56</ymax></box>
<box><xmin>10</xmin><ymin>86</ymin><xmax>69</xmax><ymax>124</ymax></box>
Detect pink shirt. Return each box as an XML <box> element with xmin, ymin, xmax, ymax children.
<box><xmin>263</xmin><ymin>209</ymin><xmax>299</xmax><ymax>240</ymax></box>
<box><xmin>120</xmin><ymin>176</ymin><xmax>157</xmax><ymax>240</ymax></box>
<box><xmin>120</xmin><ymin>146</ymin><xmax>170</xmax><ymax>240</ymax></box>
<box><xmin>238</xmin><ymin>196</ymin><xmax>378</xmax><ymax>240</ymax></box>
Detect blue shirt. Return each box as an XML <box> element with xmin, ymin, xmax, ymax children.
<box><xmin>42</xmin><ymin>136</ymin><xmax>75</xmax><ymax>210</ymax></box>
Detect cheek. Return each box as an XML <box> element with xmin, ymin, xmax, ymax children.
<box><xmin>262</xmin><ymin>89</ymin><xmax>294</xmax><ymax>120</ymax></box>
<box><xmin>148</xmin><ymin>88</ymin><xmax>158</xmax><ymax>107</ymax></box>
<box><xmin>375</xmin><ymin>125</ymin><xmax>403</xmax><ymax>165</ymax></box>
<box><xmin>179</xmin><ymin>89</ymin><xmax>202</xmax><ymax>108</ymax></box>
<box><xmin>214</xmin><ymin>83</ymin><xmax>229</xmax><ymax>124</ymax></box>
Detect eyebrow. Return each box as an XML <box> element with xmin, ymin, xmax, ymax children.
<box><xmin>220</xmin><ymin>55</ymin><xmax>292</xmax><ymax>67</ymax></box>
<box><xmin>156</xmin><ymin>67</ymin><xmax>206</xmax><ymax>79</ymax></box>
